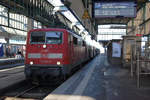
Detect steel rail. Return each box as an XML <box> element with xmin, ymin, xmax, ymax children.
<box><xmin>14</xmin><ymin>85</ymin><xmax>39</xmax><ymax>98</ymax></box>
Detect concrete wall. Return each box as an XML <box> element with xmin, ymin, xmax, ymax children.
<box><xmin>127</xmin><ymin>2</ymin><xmax>150</xmax><ymax>36</ymax></box>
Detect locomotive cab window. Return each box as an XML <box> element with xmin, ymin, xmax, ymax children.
<box><xmin>46</xmin><ymin>32</ymin><xmax>62</xmax><ymax>44</ymax></box>
<box><xmin>30</xmin><ymin>32</ymin><xmax>45</xmax><ymax>44</ymax></box>
<box><xmin>30</xmin><ymin>31</ymin><xmax>63</xmax><ymax>44</ymax></box>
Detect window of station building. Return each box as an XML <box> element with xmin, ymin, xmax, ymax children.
<box><xmin>0</xmin><ymin>5</ymin><xmax>8</xmax><ymax>26</ymax></box>
<box><xmin>9</xmin><ymin>13</ymin><xmax>27</xmax><ymax>31</ymax></box>
<box><xmin>34</xmin><ymin>20</ymin><xmax>42</xmax><ymax>29</ymax></box>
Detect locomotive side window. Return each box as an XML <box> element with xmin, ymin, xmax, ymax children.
<box><xmin>73</xmin><ymin>36</ymin><xmax>78</xmax><ymax>45</ymax></box>
<box><xmin>30</xmin><ymin>32</ymin><xmax>45</xmax><ymax>44</ymax></box>
<box><xmin>46</xmin><ymin>32</ymin><xmax>62</xmax><ymax>44</ymax></box>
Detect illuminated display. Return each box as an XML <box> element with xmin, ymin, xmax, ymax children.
<box><xmin>94</xmin><ymin>2</ymin><xmax>136</xmax><ymax>18</ymax></box>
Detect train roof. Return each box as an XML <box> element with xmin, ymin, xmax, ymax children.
<box><xmin>29</xmin><ymin>28</ymin><xmax>83</xmax><ymax>40</ymax></box>
<box><xmin>29</xmin><ymin>28</ymin><xmax>68</xmax><ymax>32</ymax></box>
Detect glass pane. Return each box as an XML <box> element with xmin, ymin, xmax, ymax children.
<box><xmin>30</xmin><ymin>32</ymin><xmax>45</xmax><ymax>44</ymax></box>
<box><xmin>46</xmin><ymin>32</ymin><xmax>62</xmax><ymax>44</ymax></box>
<box><xmin>30</xmin><ymin>31</ymin><xmax>63</xmax><ymax>44</ymax></box>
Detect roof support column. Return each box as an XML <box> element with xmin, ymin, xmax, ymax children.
<box><xmin>27</xmin><ymin>18</ymin><xmax>34</xmax><ymax>31</ymax></box>
<box><xmin>143</xmin><ymin>3</ymin><xmax>146</xmax><ymax>35</ymax></box>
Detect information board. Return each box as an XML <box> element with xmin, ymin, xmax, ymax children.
<box><xmin>112</xmin><ymin>42</ymin><xmax>121</xmax><ymax>57</ymax></box>
<box><xmin>94</xmin><ymin>2</ymin><xmax>136</xmax><ymax>18</ymax></box>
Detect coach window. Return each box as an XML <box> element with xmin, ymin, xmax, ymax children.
<box><xmin>73</xmin><ymin>36</ymin><xmax>78</xmax><ymax>45</ymax></box>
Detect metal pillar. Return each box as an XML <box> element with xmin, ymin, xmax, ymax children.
<box><xmin>137</xmin><ymin>52</ymin><xmax>140</xmax><ymax>88</ymax></box>
<box><xmin>131</xmin><ymin>49</ymin><xmax>134</xmax><ymax>77</ymax></box>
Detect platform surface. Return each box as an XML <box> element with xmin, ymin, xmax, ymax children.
<box><xmin>0</xmin><ymin>65</ymin><xmax>25</xmax><ymax>93</ymax></box>
<box><xmin>44</xmin><ymin>54</ymin><xmax>150</xmax><ymax>100</ymax></box>
<box><xmin>0</xmin><ymin>58</ymin><xmax>24</xmax><ymax>69</ymax></box>
<box><xmin>0</xmin><ymin>57</ymin><xmax>23</xmax><ymax>61</ymax></box>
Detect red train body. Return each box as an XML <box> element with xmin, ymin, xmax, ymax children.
<box><xmin>24</xmin><ymin>28</ymin><xmax>95</xmax><ymax>80</ymax></box>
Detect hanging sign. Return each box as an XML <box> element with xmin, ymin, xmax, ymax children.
<box><xmin>94</xmin><ymin>2</ymin><xmax>136</xmax><ymax>18</ymax></box>
<box><xmin>82</xmin><ymin>10</ymin><xmax>90</xmax><ymax>19</ymax></box>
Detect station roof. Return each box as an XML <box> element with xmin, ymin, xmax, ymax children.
<box><xmin>93</xmin><ymin>0</ymin><xmax>148</xmax><ymax>25</ymax></box>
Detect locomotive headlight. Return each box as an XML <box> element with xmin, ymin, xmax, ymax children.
<box><xmin>43</xmin><ymin>44</ymin><xmax>46</xmax><ymax>48</ymax></box>
<box><xmin>57</xmin><ymin>61</ymin><xmax>61</xmax><ymax>65</ymax></box>
<box><xmin>30</xmin><ymin>61</ymin><xmax>33</xmax><ymax>65</ymax></box>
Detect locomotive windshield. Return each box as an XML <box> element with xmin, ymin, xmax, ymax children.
<box><xmin>46</xmin><ymin>32</ymin><xmax>62</xmax><ymax>44</ymax></box>
<box><xmin>30</xmin><ymin>31</ymin><xmax>63</xmax><ymax>44</ymax></box>
<box><xmin>30</xmin><ymin>31</ymin><xmax>45</xmax><ymax>44</ymax></box>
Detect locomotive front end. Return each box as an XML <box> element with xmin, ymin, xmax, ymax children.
<box><xmin>25</xmin><ymin>29</ymin><xmax>69</xmax><ymax>81</ymax></box>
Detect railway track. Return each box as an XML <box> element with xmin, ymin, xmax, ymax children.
<box><xmin>14</xmin><ymin>85</ymin><xmax>39</xmax><ymax>98</ymax></box>
<box><xmin>0</xmin><ymin>62</ymin><xmax>88</xmax><ymax>100</ymax></box>
<box><xmin>0</xmin><ymin>86</ymin><xmax>39</xmax><ymax>100</ymax></box>
<box><xmin>0</xmin><ymin>80</ymin><xmax>59</xmax><ymax>100</ymax></box>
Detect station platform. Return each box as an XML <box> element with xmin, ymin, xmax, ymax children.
<box><xmin>0</xmin><ymin>58</ymin><xmax>24</xmax><ymax>69</ymax></box>
<box><xmin>0</xmin><ymin>65</ymin><xmax>25</xmax><ymax>94</ymax></box>
<box><xmin>44</xmin><ymin>54</ymin><xmax>150</xmax><ymax>100</ymax></box>
<box><xmin>0</xmin><ymin>57</ymin><xmax>25</xmax><ymax>93</ymax></box>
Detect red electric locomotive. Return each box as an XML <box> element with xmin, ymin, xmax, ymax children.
<box><xmin>24</xmin><ymin>28</ymin><xmax>93</xmax><ymax>81</ymax></box>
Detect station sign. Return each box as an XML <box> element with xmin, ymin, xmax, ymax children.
<box><xmin>9</xmin><ymin>36</ymin><xmax>26</xmax><ymax>44</ymax></box>
<box><xmin>94</xmin><ymin>2</ymin><xmax>136</xmax><ymax>18</ymax></box>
